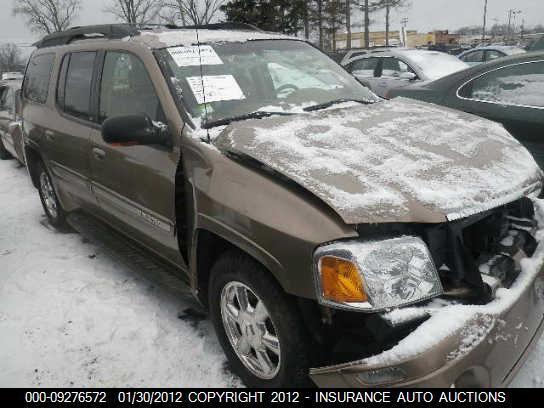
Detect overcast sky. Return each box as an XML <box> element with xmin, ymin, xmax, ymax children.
<box><xmin>1</xmin><ymin>0</ymin><xmax>543</xmax><ymax>47</ymax></box>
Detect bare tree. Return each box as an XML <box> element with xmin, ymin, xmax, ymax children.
<box><xmin>374</xmin><ymin>0</ymin><xmax>409</xmax><ymax>46</ymax></box>
<box><xmin>363</xmin><ymin>0</ymin><xmax>370</xmax><ymax>48</ymax></box>
<box><xmin>353</xmin><ymin>0</ymin><xmax>387</xmax><ymax>48</ymax></box>
<box><xmin>0</xmin><ymin>44</ymin><xmax>24</xmax><ymax>72</ymax></box>
<box><xmin>303</xmin><ymin>0</ymin><xmax>310</xmax><ymax>39</ymax></box>
<box><xmin>316</xmin><ymin>0</ymin><xmax>324</xmax><ymax>49</ymax></box>
<box><xmin>12</xmin><ymin>0</ymin><xmax>81</xmax><ymax>34</ymax></box>
<box><xmin>161</xmin><ymin>0</ymin><xmax>224</xmax><ymax>26</ymax></box>
<box><xmin>345</xmin><ymin>0</ymin><xmax>351</xmax><ymax>48</ymax></box>
<box><xmin>324</xmin><ymin>0</ymin><xmax>345</xmax><ymax>51</ymax></box>
<box><xmin>105</xmin><ymin>0</ymin><xmax>162</xmax><ymax>24</ymax></box>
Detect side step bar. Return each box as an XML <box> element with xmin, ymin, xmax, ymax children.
<box><xmin>66</xmin><ymin>212</ymin><xmax>202</xmax><ymax>310</ymax></box>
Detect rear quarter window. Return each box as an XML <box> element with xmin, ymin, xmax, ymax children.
<box><xmin>23</xmin><ymin>53</ymin><xmax>55</xmax><ymax>104</ymax></box>
<box><xmin>459</xmin><ymin>60</ymin><xmax>544</xmax><ymax>108</ymax></box>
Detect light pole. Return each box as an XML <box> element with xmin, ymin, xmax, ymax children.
<box><xmin>401</xmin><ymin>17</ymin><xmax>408</xmax><ymax>47</ymax></box>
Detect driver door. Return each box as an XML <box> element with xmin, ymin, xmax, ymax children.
<box><xmin>89</xmin><ymin>50</ymin><xmax>185</xmax><ymax>267</ymax></box>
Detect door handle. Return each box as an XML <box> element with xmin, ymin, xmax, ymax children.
<box><xmin>92</xmin><ymin>147</ymin><xmax>106</xmax><ymax>160</ymax></box>
<box><xmin>45</xmin><ymin>130</ymin><xmax>55</xmax><ymax>141</ymax></box>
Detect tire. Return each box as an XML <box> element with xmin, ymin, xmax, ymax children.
<box><xmin>209</xmin><ymin>251</ymin><xmax>312</xmax><ymax>388</ymax></box>
<box><xmin>0</xmin><ymin>138</ymin><xmax>12</xmax><ymax>160</ymax></box>
<box><xmin>36</xmin><ymin>161</ymin><xmax>68</xmax><ymax>230</ymax></box>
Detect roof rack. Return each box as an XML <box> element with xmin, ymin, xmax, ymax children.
<box><xmin>33</xmin><ymin>24</ymin><xmax>143</xmax><ymax>48</ymax></box>
<box><xmin>33</xmin><ymin>23</ymin><xmax>263</xmax><ymax>48</ymax></box>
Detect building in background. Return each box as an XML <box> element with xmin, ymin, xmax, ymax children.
<box><xmin>335</xmin><ymin>30</ymin><xmax>460</xmax><ymax>49</ymax></box>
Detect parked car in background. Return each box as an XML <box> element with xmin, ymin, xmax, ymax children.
<box><xmin>428</xmin><ymin>43</ymin><xmax>470</xmax><ymax>55</ymax></box>
<box><xmin>458</xmin><ymin>45</ymin><xmax>526</xmax><ymax>66</ymax></box>
<box><xmin>388</xmin><ymin>52</ymin><xmax>544</xmax><ymax>166</ymax></box>
<box><xmin>0</xmin><ymin>79</ymin><xmax>24</xmax><ymax>164</ymax></box>
<box><xmin>20</xmin><ymin>24</ymin><xmax>544</xmax><ymax>389</ymax></box>
<box><xmin>342</xmin><ymin>48</ymin><xmax>469</xmax><ymax>98</ymax></box>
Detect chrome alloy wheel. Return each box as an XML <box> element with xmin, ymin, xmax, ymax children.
<box><xmin>220</xmin><ymin>282</ymin><xmax>281</xmax><ymax>379</ymax></box>
<box><xmin>40</xmin><ymin>172</ymin><xmax>58</xmax><ymax>219</ymax></box>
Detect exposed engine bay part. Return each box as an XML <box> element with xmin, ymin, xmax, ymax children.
<box><xmin>306</xmin><ymin>197</ymin><xmax>540</xmax><ymax>366</ymax></box>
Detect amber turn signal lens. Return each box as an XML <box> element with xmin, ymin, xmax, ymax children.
<box><xmin>320</xmin><ymin>256</ymin><xmax>368</xmax><ymax>303</ymax></box>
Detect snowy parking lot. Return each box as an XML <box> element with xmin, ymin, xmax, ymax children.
<box><xmin>0</xmin><ymin>160</ymin><xmax>240</xmax><ymax>387</ymax></box>
<box><xmin>0</xmin><ymin>158</ymin><xmax>542</xmax><ymax>388</ymax></box>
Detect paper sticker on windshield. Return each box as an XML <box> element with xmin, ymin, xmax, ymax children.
<box><xmin>168</xmin><ymin>45</ymin><xmax>223</xmax><ymax>67</ymax></box>
<box><xmin>187</xmin><ymin>75</ymin><xmax>246</xmax><ymax>104</ymax></box>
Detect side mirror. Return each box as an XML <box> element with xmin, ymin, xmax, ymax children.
<box><xmin>399</xmin><ymin>72</ymin><xmax>417</xmax><ymax>81</ymax></box>
<box><xmin>102</xmin><ymin>114</ymin><xmax>170</xmax><ymax>147</ymax></box>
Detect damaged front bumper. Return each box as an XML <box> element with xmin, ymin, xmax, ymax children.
<box><xmin>310</xmin><ymin>229</ymin><xmax>544</xmax><ymax>388</ymax></box>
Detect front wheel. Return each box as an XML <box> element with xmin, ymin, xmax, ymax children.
<box><xmin>36</xmin><ymin>161</ymin><xmax>68</xmax><ymax>230</ymax></box>
<box><xmin>209</xmin><ymin>251</ymin><xmax>312</xmax><ymax>387</ymax></box>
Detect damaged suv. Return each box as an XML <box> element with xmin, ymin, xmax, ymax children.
<box><xmin>22</xmin><ymin>24</ymin><xmax>544</xmax><ymax>387</ymax></box>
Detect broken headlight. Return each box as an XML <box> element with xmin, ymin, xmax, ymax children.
<box><xmin>314</xmin><ymin>236</ymin><xmax>443</xmax><ymax>312</ymax></box>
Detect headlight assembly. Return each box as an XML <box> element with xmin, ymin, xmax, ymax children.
<box><xmin>314</xmin><ymin>236</ymin><xmax>443</xmax><ymax>312</ymax></box>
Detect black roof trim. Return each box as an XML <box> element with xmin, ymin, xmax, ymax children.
<box><xmin>33</xmin><ymin>24</ymin><xmax>142</xmax><ymax>48</ymax></box>
<box><xmin>33</xmin><ymin>23</ymin><xmax>263</xmax><ymax>49</ymax></box>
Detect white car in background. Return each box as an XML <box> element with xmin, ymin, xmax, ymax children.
<box><xmin>342</xmin><ymin>48</ymin><xmax>469</xmax><ymax>98</ymax></box>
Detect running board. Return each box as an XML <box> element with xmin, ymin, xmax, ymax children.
<box><xmin>66</xmin><ymin>212</ymin><xmax>202</xmax><ymax>310</ymax></box>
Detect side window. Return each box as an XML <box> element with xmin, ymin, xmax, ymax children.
<box><xmin>62</xmin><ymin>52</ymin><xmax>96</xmax><ymax>119</ymax></box>
<box><xmin>381</xmin><ymin>58</ymin><xmax>411</xmax><ymax>78</ymax></box>
<box><xmin>99</xmin><ymin>52</ymin><xmax>162</xmax><ymax>123</ymax></box>
<box><xmin>459</xmin><ymin>61</ymin><xmax>544</xmax><ymax>108</ymax></box>
<box><xmin>485</xmin><ymin>50</ymin><xmax>504</xmax><ymax>61</ymax></box>
<box><xmin>23</xmin><ymin>53</ymin><xmax>55</xmax><ymax>104</ymax></box>
<box><xmin>348</xmin><ymin>58</ymin><xmax>378</xmax><ymax>77</ymax></box>
<box><xmin>461</xmin><ymin>51</ymin><xmax>484</xmax><ymax>63</ymax></box>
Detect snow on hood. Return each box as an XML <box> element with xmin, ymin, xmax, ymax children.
<box><xmin>214</xmin><ymin>98</ymin><xmax>543</xmax><ymax>224</ymax></box>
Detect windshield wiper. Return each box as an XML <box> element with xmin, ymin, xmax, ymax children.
<box><xmin>202</xmin><ymin>111</ymin><xmax>295</xmax><ymax>129</ymax></box>
<box><xmin>303</xmin><ymin>98</ymin><xmax>376</xmax><ymax>112</ymax></box>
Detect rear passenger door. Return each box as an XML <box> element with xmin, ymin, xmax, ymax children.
<box><xmin>460</xmin><ymin>50</ymin><xmax>485</xmax><ymax>66</ymax></box>
<box><xmin>47</xmin><ymin>51</ymin><xmax>98</xmax><ymax>206</ymax></box>
<box><xmin>373</xmin><ymin>57</ymin><xmax>417</xmax><ymax>97</ymax></box>
<box><xmin>485</xmin><ymin>50</ymin><xmax>505</xmax><ymax>63</ymax></box>
<box><xmin>345</xmin><ymin>57</ymin><xmax>380</xmax><ymax>92</ymax></box>
<box><xmin>89</xmin><ymin>50</ymin><xmax>182</xmax><ymax>266</ymax></box>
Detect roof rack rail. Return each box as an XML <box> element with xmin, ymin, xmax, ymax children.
<box><xmin>33</xmin><ymin>22</ymin><xmax>263</xmax><ymax>48</ymax></box>
<box><xmin>33</xmin><ymin>24</ymin><xmax>141</xmax><ymax>48</ymax></box>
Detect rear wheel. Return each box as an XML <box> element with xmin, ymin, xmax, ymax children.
<box><xmin>209</xmin><ymin>251</ymin><xmax>312</xmax><ymax>387</ymax></box>
<box><xmin>0</xmin><ymin>139</ymin><xmax>12</xmax><ymax>160</ymax></box>
<box><xmin>36</xmin><ymin>161</ymin><xmax>67</xmax><ymax>230</ymax></box>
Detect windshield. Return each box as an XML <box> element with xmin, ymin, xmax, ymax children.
<box><xmin>158</xmin><ymin>40</ymin><xmax>378</xmax><ymax>128</ymax></box>
<box><xmin>404</xmin><ymin>51</ymin><xmax>468</xmax><ymax>80</ymax></box>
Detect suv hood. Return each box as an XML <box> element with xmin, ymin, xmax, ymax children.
<box><xmin>213</xmin><ymin>98</ymin><xmax>542</xmax><ymax>224</ymax></box>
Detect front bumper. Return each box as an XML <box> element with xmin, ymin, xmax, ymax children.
<box><xmin>309</xmin><ymin>258</ymin><xmax>544</xmax><ymax>388</ymax></box>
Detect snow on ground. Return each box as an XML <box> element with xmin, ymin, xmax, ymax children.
<box><xmin>0</xmin><ymin>158</ymin><xmax>542</xmax><ymax>387</ymax></box>
<box><xmin>0</xmin><ymin>160</ymin><xmax>241</xmax><ymax>387</ymax></box>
